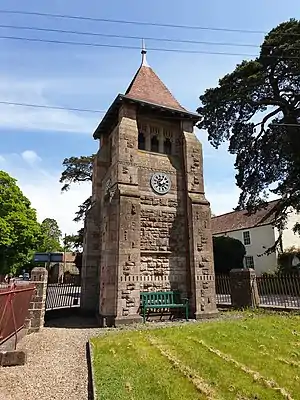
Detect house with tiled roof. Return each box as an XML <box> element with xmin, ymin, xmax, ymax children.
<box><xmin>211</xmin><ymin>200</ymin><xmax>300</xmax><ymax>274</ymax></box>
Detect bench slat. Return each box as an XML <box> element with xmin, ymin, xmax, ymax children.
<box><xmin>140</xmin><ymin>291</ymin><xmax>189</xmax><ymax>323</ymax></box>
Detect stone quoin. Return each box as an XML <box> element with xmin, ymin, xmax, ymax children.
<box><xmin>80</xmin><ymin>44</ymin><xmax>218</xmax><ymax>326</ymax></box>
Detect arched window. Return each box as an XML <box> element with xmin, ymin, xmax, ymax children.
<box><xmin>151</xmin><ymin>135</ymin><xmax>159</xmax><ymax>152</ymax></box>
<box><xmin>138</xmin><ymin>132</ymin><xmax>145</xmax><ymax>150</ymax></box>
<box><xmin>164</xmin><ymin>138</ymin><xmax>172</xmax><ymax>155</ymax></box>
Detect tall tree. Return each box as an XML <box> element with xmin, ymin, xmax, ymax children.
<box><xmin>0</xmin><ymin>170</ymin><xmax>42</xmax><ymax>274</ymax></box>
<box><xmin>39</xmin><ymin>218</ymin><xmax>62</xmax><ymax>252</ymax></box>
<box><xmin>60</xmin><ymin>155</ymin><xmax>94</xmax><ymax>221</ymax></box>
<box><xmin>64</xmin><ymin>228</ymin><xmax>84</xmax><ymax>251</ymax></box>
<box><xmin>198</xmin><ymin>19</ymin><xmax>300</xmax><ymax>250</ymax></box>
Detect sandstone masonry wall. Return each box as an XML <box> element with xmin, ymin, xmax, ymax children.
<box><xmin>82</xmin><ymin>103</ymin><xmax>218</xmax><ymax>324</ymax></box>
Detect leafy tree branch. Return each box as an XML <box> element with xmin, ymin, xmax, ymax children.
<box><xmin>60</xmin><ymin>154</ymin><xmax>94</xmax><ymax>221</ymax></box>
<box><xmin>198</xmin><ymin>19</ymin><xmax>300</xmax><ymax>247</ymax></box>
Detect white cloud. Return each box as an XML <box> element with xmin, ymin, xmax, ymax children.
<box><xmin>0</xmin><ymin>152</ymin><xmax>91</xmax><ymax>234</ymax></box>
<box><xmin>0</xmin><ymin>102</ymin><xmax>97</xmax><ymax>134</ymax></box>
<box><xmin>2</xmin><ymin>148</ymin><xmax>238</xmax><ymax>233</ymax></box>
<box><xmin>20</xmin><ymin>177</ymin><xmax>91</xmax><ymax>234</ymax></box>
<box><xmin>0</xmin><ymin>149</ymin><xmax>257</xmax><ymax>233</ymax></box>
<box><xmin>0</xmin><ymin>76</ymin><xmax>99</xmax><ymax>133</ymax></box>
<box><xmin>206</xmin><ymin>182</ymin><xmax>240</xmax><ymax>215</ymax></box>
<box><xmin>206</xmin><ymin>181</ymin><xmax>280</xmax><ymax>216</ymax></box>
<box><xmin>0</xmin><ymin>155</ymin><xmax>5</xmax><ymax>163</ymax></box>
<box><xmin>21</xmin><ymin>150</ymin><xmax>42</xmax><ymax>165</ymax></box>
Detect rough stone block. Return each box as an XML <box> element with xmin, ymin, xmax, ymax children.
<box><xmin>29</xmin><ymin>316</ymin><xmax>44</xmax><ymax>328</ymax></box>
<box><xmin>0</xmin><ymin>350</ymin><xmax>27</xmax><ymax>367</ymax></box>
<box><xmin>230</xmin><ymin>268</ymin><xmax>259</xmax><ymax>308</ymax></box>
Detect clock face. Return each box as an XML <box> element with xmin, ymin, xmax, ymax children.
<box><xmin>150</xmin><ymin>173</ymin><xmax>171</xmax><ymax>195</ymax></box>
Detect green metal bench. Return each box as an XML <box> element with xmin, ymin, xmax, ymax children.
<box><xmin>140</xmin><ymin>291</ymin><xmax>189</xmax><ymax>323</ymax></box>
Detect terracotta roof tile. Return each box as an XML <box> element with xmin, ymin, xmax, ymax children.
<box><xmin>211</xmin><ymin>200</ymin><xmax>279</xmax><ymax>235</ymax></box>
<box><xmin>125</xmin><ymin>65</ymin><xmax>186</xmax><ymax>112</ymax></box>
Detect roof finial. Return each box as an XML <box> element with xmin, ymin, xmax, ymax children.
<box><xmin>141</xmin><ymin>39</ymin><xmax>149</xmax><ymax>67</ymax></box>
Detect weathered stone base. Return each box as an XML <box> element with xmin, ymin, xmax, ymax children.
<box><xmin>0</xmin><ymin>350</ymin><xmax>27</xmax><ymax>367</ymax></box>
<box><xmin>97</xmin><ymin>315</ymin><xmax>115</xmax><ymax>328</ymax></box>
<box><xmin>98</xmin><ymin>314</ymin><xmax>143</xmax><ymax>327</ymax></box>
<box><xmin>114</xmin><ymin>315</ymin><xmax>143</xmax><ymax>326</ymax></box>
<box><xmin>195</xmin><ymin>310</ymin><xmax>219</xmax><ymax>320</ymax></box>
<box><xmin>27</xmin><ymin>326</ymin><xmax>42</xmax><ymax>335</ymax></box>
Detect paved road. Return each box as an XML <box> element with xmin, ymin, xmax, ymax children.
<box><xmin>46</xmin><ymin>285</ymin><xmax>81</xmax><ymax>310</ymax></box>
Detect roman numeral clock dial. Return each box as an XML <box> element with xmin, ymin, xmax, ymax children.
<box><xmin>150</xmin><ymin>172</ymin><xmax>171</xmax><ymax>195</ymax></box>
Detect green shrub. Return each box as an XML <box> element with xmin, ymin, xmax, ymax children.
<box><xmin>213</xmin><ymin>236</ymin><xmax>246</xmax><ymax>274</ymax></box>
<box><xmin>277</xmin><ymin>247</ymin><xmax>300</xmax><ymax>274</ymax></box>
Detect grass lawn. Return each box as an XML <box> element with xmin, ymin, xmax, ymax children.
<box><xmin>91</xmin><ymin>312</ymin><xmax>300</xmax><ymax>400</ymax></box>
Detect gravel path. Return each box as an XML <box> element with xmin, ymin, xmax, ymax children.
<box><xmin>0</xmin><ymin>318</ymin><xmax>100</xmax><ymax>400</ymax></box>
<box><xmin>0</xmin><ymin>312</ymin><xmax>243</xmax><ymax>400</ymax></box>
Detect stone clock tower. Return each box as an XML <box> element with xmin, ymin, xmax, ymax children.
<box><xmin>81</xmin><ymin>48</ymin><xmax>218</xmax><ymax>325</ymax></box>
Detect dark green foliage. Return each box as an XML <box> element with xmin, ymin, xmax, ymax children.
<box><xmin>198</xmin><ymin>20</ymin><xmax>300</xmax><ymax>246</ymax></box>
<box><xmin>64</xmin><ymin>228</ymin><xmax>84</xmax><ymax>251</ymax></box>
<box><xmin>60</xmin><ymin>155</ymin><xmax>94</xmax><ymax>192</ymax></box>
<box><xmin>63</xmin><ymin>229</ymin><xmax>84</xmax><ymax>274</ymax></box>
<box><xmin>0</xmin><ymin>170</ymin><xmax>42</xmax><ymax>274</ymax></box>
<box><xmin>213</xmin><ymin>236</ymin><xmax>246</xmax><ymax>274</ymax></box>
<box><xmin>277</xmin><ymin>247</ymin><xmax>300</xmax><ymax>274</ymax></box>
<box><xmin>38</xmin><ymin>218</ymin><xmax>62</xmax><ymax>252</ymax></box>
<box><xmin>74</xmin><ymin>251</ymin><xmax>82</xmax><ymax>273</ymax></box>
<box><xmin>74</xmin><ymin>197</ymin><xmax>92</xmax><ymax>222</ymax></box>
<box><xmin>60</xmin><ymin>155</ymin><xmax>94</xmax><ymax>221</ymax></box>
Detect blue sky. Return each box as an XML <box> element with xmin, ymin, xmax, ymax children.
<box><xmin>0</xmin><ymin>1</ymin><xmax>298</xmax><ymax>233</ymax></box>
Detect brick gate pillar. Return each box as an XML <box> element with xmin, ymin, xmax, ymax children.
<box><xmin>25</xmin><ymin>267</ymin><xmax>48</xmax><ymax>334</ymax></box>
<box><xmin>229</xmin><ymin>268</ymin><xmax>259</xmax><ymax>308</ymax></box>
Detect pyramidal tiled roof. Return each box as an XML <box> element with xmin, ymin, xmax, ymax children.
<box><xmin>93</xmin><ymin>48</ymin><xmax>198</xmax><ymax>139</ymax></box>
<box><xmin>124</xmin><ymin>62</ymin><xmax>187</xmax><ymax>112</ymax></box>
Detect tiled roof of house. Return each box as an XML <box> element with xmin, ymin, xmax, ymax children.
<box><xmin>125</xmin><ymin>64</ymin><xmax>187</xmax><ymax>112</ymax></box>
<box><xmin>211</xmin><ymin>200</ymin><xmax>279</xmax><ymax>235</ymax></box>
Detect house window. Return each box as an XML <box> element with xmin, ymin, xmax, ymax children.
<box><xmin>245</xmin><ymin>255</ymin><xmax>254</xmax><ymax>269</ymax></box>
<box><xmin>151</xmin><ymin>135</ymin><xmax>159</xmax><ymax>152</ymax></box>
<box><xmin>243</xmin><ymin>231</ymin><xmax>251</xmax><ymax>245</ymax></box>
<box><xmin>138</xmin><ymin>132</ymin><xmax>145</xmax><ymax>150</ymax></box>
